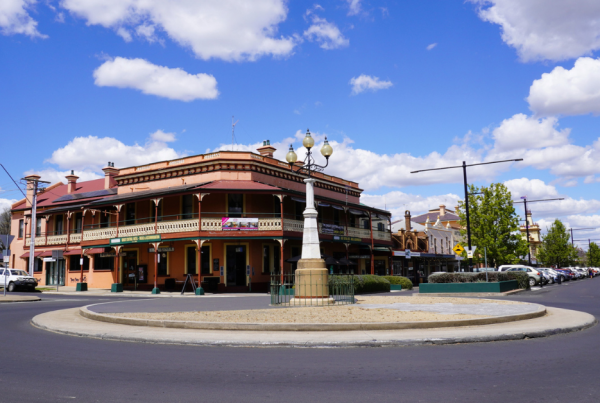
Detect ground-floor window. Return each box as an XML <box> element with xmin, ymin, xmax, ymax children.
<box><xmin>69</xmin><ymin>255</ymin><xmax>90</xmax><ymax>271</ymax></box>
<box><xmin>34</xmin><ymin>258</ymin><xmax>43</xmax><ymax>272</ymax></box>
<box><xmin>392</xmin><ymin>260</ymin><xmax>402</xmax><ymax>275</ymax></box>
<box><xmin>374</xmin><ymin>259</ymin><xmax>386</xmax><ymax>276</ymax></box>
<box><xmin>95</xmin><ymin>256</ymin><xmax>114</xmax><ymax>271</ymax></box>
<box><xmin>158</xmin><ymin>252</ymin><xmax>168</xmax><ymax>276</ymax></box>
<box><xmin>186</xmin><ymin>246</ymin><xmax>196</xmax><ymax>275</ymax></box>
<box><xmin>201</xmin><ymin>246</ymin><xmax>210</xmax><ymax>274</ymax></box>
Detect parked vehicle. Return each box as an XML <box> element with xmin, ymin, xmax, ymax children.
<box><xmin>472</xmin><ymin>267</ymin><xmax>496</xmax><ymax>272</ymax></box>
<box><xmin>506</xmin><ymin>267</ymin><xmax>542</xmax><ymax>287</ymax></box>
<box><xmin>0</xmin><ymin>268</ymin><xmax>38</xmax><ymax>292</ymax></box>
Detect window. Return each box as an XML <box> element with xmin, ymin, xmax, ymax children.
<box><xmin>73</xmin><ymin>213</ymin><xmax>82</xmax><ymax>234</ymax></box>
<box><xmin>228</xmin><ymin>194</ymin><xmax>243</xmax><ymax>218</ymax></box>
<box><xmin>363</xmin><ymin>219</ymin><xmax>369</xmax><ymax>230</ymax></box>
<box><xmin>274</xmin><ymin>197</ymin><xmax>281</xmax><ymax>216</ymax></box>
<box><xmin>34</xmin><ymin>258</ymin><xmax>43</xmax><ymax>272</ymax></box>
<box><xmin>36</xmin><ymin>217</ymin><xmax>42</xmax><ymax>237</ymax></box>
<box><xmin>125</xmin><ymin>203</ymin><xmax>136</xmax><ymax>225</ymax></box>
<box><xmin>55</xmin><ymin>215</ymin><xmax>64</xmax><ymax>235</ymax></box>
<box><xmin>158</xmin><ymin>252</ymin><xmax>168</xmax><ymax>276</ymax></box>
<box><xmin>100</xmin><ymin>211</ymin><xmax>110</xmax><ymax>228</ymax></box>
<box><xmin>186</xmin><ymin>246</ymin><xmax>196</xmax><ymax>274</ymax></box>
<box><xmin>377</xmin><ymin>222</ymin><xmax>385</xmax><ymax>231</ymax></box>
<box><xmin>69</xmin><ymin>255</ymin><xmax>90</xmax><ymax>272</ymax></box>
<box><xmin>274</xmin><ymin>246</ymin><xmax>280</xmax><ymax>274</ymax></box>
<box><xmin>349</xmin><ymin>215</ymin><xmax>355</xmax><ymax>228</ymax></box>
<box><xmin>201</xmin><ymin>245</ymin><xmax>210</xmax><ymax>275</ymax></box>
<box><xmin>18</xmin><ymin>219</ymin><xmax>24</xmax><ymax>238</ymax></box>
<box><xmin>333</xmin><ymin>209</ymin><xmax>340</xmax><ymax>226</ymax></box>
<box><xmin>182</xmin><ymin>195</ymin><xmax>194</xmax><ymax>219</ymax></box>
<box><xmin>95</xmin><ymin>255</ymin><xmax>114</xmax><ymax>271</ymax></box>
<box><xmin>263</xmin><ymin>245</ymin><xmax>271</xmax><ymax>274</ymax></box>
<box><xmin>294</xmin><ymin>201</ymin><xmax>304</xmax><ymax>221</ymax></box>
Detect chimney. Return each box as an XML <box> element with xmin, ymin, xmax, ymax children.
<box><xmin>24</xmin><ymin>174</ymin><xmax>41</xmax><ymax>208</ymax></box>
<box><xmin>439</xmin><ymin>204</ymin><xmax>446</xmax><ymax>216</ymax></box>
<box><xmin>404</xmin><ymin>210</ymin><xmax>411</xmax><ymax>231</ymax></box>
<box><xmin>65</xmin><ymin>170</ymin><xmax>79</xmax><ymax>194</ymax></box>
<box><xmin>257</xmin><ymin>140</ymin><xmax>276</xmax><ymax>158</ymax></box>
<box><xmin>102</xmin><ymin>162</ymin><xmax>118</xmax><ymax>189</ymax></box>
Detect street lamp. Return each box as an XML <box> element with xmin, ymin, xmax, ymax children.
<box><xmin>286</xmin><ymin>129</ymin><xmax>335</xmax><ymax>305</ymax></box>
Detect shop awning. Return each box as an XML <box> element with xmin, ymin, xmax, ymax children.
<box><xmin>83</xmin><ymin>248</ymin><xmax>105</xmax><ymax>254</ymax></box>
<box><xmin>291</xmin><ymin>197</ymin><xmax>305</xmax><ymax>203</ymax></box>
<box><xmin>349</xmin><ymin>209</ymin><xmax>366</xmax><ymax>216</ymax></box>
<box><xmin>20</xmin><ymin>250</ymin><xmax>52</xmax><ymax>258</ymax></box>
<box><xmin>63</xmin><ymin>249</ymin><xmax>82</xmax><ymax>256</ymax></box>
<box><xmin>331</xmin><ymin>204</ymin><xmax>345</xmax><ymax>210</ymax></box>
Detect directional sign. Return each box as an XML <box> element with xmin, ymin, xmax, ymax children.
<box><xmin>453</xmin><ymin>244</ymin><xmax>464</xmax><ymax>255</ymax></box>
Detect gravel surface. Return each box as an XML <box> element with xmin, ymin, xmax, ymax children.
<box><xmin>106</xmin><ymin>296</ymin><xmax>531</xmax><ymax>324</ymax></box>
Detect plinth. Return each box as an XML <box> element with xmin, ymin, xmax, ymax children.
<box><xmin>290</xmin><ymin>258</ymin><xmax>335</xmax><ymax>306</ymax></box>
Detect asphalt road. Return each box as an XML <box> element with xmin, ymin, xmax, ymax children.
<box><xmin>1</xmin><ymin>280</ymin><xmax>599</xmax><ymax>403</ymax></box>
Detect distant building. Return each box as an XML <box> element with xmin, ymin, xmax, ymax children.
<box><xmin>519</xmin><ymin>211</ymin><xmax>542</xmax><ymax>263</ymax></box>
<box><xmin>412</xmin><ymin>204</ymin><xmax>463</xmax><ymax>243</ymax></box>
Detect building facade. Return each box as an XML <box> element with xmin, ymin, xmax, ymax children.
<box><xmin>10</xmin><ymin>143</ymin><xmax>392</xmax><ymax>292</ymax></box>
<box><xmin>519</xmin><ymin>210</ymin><xmax>542</xmax><ymax>264</ymax></box>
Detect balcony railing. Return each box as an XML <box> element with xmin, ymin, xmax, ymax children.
<box><xmin>27</xmin><ymin>218</ymin><xmax>392</xmax><ymax>244</ymax></box>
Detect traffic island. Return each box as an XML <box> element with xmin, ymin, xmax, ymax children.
<box><xmin>0</xmin><ymin>295</ymin><xmax>41</xmax><ymax>303</ymax></box>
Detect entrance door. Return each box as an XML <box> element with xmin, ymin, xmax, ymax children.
<box><xmin>226</xmin><ymin>245</ymin><xmax>247</xmax><ymax>286</ymax></box>
<box><xmin>123</xmin><ymin>252</ymin><xmax>138</xmax><ymax>288</ymax></box>
<box><xmin>46</xmin><ymin>260</ymin><xmax>65</xmax><ymax>286</ymax></box>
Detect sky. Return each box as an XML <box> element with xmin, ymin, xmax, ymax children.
<box><xmin>1</xmin><ymin>0</ymin><xmax>600</xmax><ymax>250</ymax></box>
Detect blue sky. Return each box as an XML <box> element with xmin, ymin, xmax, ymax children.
<box><xmin>2</xmin><ymin>0</ymin><xmax>600</xmax><ymax>248</ymax></box>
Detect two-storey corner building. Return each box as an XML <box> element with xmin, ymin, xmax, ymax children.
<box><xmin>10</xmin><ymin>142</ymin><xmax>393</xmax><ymax>292</ymax></box>
<box><xmin>519</xmin><ymin>210</ymin><xmax>542</xmax><ymax>264</ymax></box>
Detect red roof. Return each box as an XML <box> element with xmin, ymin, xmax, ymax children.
<box><xmin>13</xmin><ymin>178</ymin><xmax>108</xmax><ymax>210</ymax></box>
<box><xmin>198</xmin><ymin>180</ymin><xmax>281</xmax><ymax>191</ymax></box>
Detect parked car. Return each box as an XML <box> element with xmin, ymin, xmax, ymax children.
<box><xmin>0</xmin><ymin>268</ymin><xmax>38</xmax><ymax>292</ymax></box>
<box><xmin>472</xmin><ymin>267</ymin><xmax>496</xmax><ymax>272</ymax></box>
<box><xmin>506</xmin><ymin>267</ymin><xmax>542</xmax><ymax>287</ymax></box>
<box><xmin>539</xmin><ymin>268</ymin><xmax>562</xmax><ymax>284</ymax></box>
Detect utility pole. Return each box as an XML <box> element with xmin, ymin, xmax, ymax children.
<box><xmin>514</xmin><ymin>196</ymin><xmax>563</xmax><ymax>266</ymax></box>
<box><xmin>21</xmin><ymin>176</ymin><xmax>50</xmax><ymax>277</ymax></box>
<box><xmin>411</xmin><ymin>158</ymin><xmax>523</xmax><ymax>271</ymax></box>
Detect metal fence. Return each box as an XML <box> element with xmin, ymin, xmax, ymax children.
<box><xmin>270</xmin><ymin>273</ymin><xmax>355</xmax><ymax>306</ymax></box>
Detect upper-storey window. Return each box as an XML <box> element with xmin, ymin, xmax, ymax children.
<box><xmin>36</xmin><ymin>217</ymin><xmax>42</xmax><ymax>237</ymax></box>
<box><xmin>18</xmin><ymin>219</ymin><xmax>24</xmax><ymax>238</ymax></box>
<box><xmin>333</xmin><ymin>209</ymin><xmax>340</xmax><ymax>226</ymax></box>
<box><xmin>100</xmin><ymin>210</ymin><xmax>110</xmax><ymax>228</ymax></box>
<box><xmin>377</xmin><ymin>222</ymin><xmax>385</xmax><ymax>231</ymax></box>
<box><xmin>228</xmin><ymin>194</ymin><xmax>243</xmax><ymax>218</ymax></box>
<box><xmin>182</xmin><ymin>195</ymin><xmax>194</xmax><ymax>219</ymax></box>
<box><xmin>73</xmin><ymin>213</ymin><xmax>82</xmax><ymax>234</ymax></box>
<box><xmin>55</xmin><ymin>215</ymin><xmax>64</xmax><ymax>235</ymax></box>
<box><xmin>150</xmin><ymin>200</ymin><xmax>162</xmax><ymax>222</ymax></box>
<box><xmin>125</xmin><ymin>203</ymin><xmax>136</xmax><ymax>225</ymax></box>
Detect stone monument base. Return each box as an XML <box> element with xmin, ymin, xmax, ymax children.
<box><xmin>289</xmin><ymin>258</ymin><xmax>335</xmax><ymax>306</ymax></box>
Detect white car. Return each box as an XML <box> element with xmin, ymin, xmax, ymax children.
<box><xmin>0</xmin><ymin>268</ymin><xmax>38</xmax><ymax>292</ymax></box>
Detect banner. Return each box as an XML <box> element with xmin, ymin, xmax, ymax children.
<box><xmin>222</xmin><ymin>217</ymin><xmax>259</xmax><ymax>231</ymax></box>
<box><xmin>321</xmin><ymin>223</ymin><xmax>345</xmax><ymax>235</ymax></box>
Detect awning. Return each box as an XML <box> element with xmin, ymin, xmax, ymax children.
<box><xmin>83</xmin><ymin>248</ymin><xmax>106</xmax><ymax>254</ymax></box>
<box><xmin>349</xmin><ymin>209</ymin><xmax>366</xmax><ymax>216</ymax></box>
<box><xmin>20</xmin><ymin>251</ymin><xmax>52</xmax><ymax>258</ymax></box>
<box><xmin>63</xmin><ymin>249</ymin><xmax>82</xmax><ymax>256</ymax></box>
<box><xmin>291</xmin><ymin>197</ymin><xmax>306</xmax><ymax>203</ymax></box>
<box><xmin>332</xmin><ymin>205</ymin><xmax>345</xmax><ymax>210</ymax></box>
<box><xmin>318</xmin><ymin>202</ymin><xmax>330</xmax><ymax>207</ymax></box>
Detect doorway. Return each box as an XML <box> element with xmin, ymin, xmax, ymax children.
<box><xmin>226</xmin><ymin>245</ymin><xmax>247</xmax><ymax>286</ymax></box>
<box><xmin>46</xmin><ymin>259</ymin><xmax>65</xmax><ymax>286</ymax></box>
<box><xmin>122</xmin><ymin>251</ymin><xmax>138</xmax><ymax>288</ymax></box>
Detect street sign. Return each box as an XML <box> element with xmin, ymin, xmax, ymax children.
<box><xmin>3</xmin><ymin>256</ymin><xmax>9</xmax><ymax>263</ymax></box>
<box><xmin>467</xmin><ymin>246</ymin><xmax>477</xmax><ymax>253</ymax></box>
<box><xmin>467</xmin><ymin>251</ymin><xmax>474</xmax><ymax>258</ymax></box>
<box><xmin>405</xmin><ymin>249</ymin><xmax>411</xmax><ymax>259</ymax></box>
<box><xmin>43</xmin><ymin>258</ymin><xmax>56</xmax><ymax>262</ymax></box>
<box><xmin>453</xmin><ymin>244</ymin><xmax>464</xmax><ymax>255</ymax></box>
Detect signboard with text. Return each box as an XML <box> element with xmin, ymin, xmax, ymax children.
<box><xmin>321</xmin><ymin>223</ymin><xmax>345</xmax><ymax>236</ymax></box>
<box><xmin>332</xmin><ymin>235</ymin><xmax>361</xmax><ymax>243</ymax></box>
<box><xmin>222</xmin><ymin>217</ymin><xmax>258</xmax><ymax>231</ymax></box>
<box><xmin>110</xmin><ymin>234</ymin><xmax>161</xmax><ymax>245</ymax></box>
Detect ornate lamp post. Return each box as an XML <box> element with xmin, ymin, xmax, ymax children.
<box><xmin>285</xmin><ymin>129</ymin><xmax>334</xmax><ymax>305</ymax></box>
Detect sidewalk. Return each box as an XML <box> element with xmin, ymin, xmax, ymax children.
<box><xmin>37</xmin><ymin>286</ymin><xmax>267</xmax><ymax>298</ymax></box>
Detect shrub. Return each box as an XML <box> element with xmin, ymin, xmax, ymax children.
<box><xmin>382</xmin><ymin>276</ymin><xmax>413</xmax><ymax>290</ymax></box>
<box><xmin>353</xmin><ymin>275</ymin><xmax>391</xmax><ymax>294</ymax></box>
<box><xmin>428</xmin><ymin>272</ymin><xmax>530</xmax><ymax>290</ymax></box>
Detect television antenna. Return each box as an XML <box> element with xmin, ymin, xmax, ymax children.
<box><xmin>231</xmin><ymin>116</ymin><xmax>239</xmax><ymax>151</ymax></box>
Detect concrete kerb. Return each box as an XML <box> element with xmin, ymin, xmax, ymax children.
<box><xmin>0</xmin><ymin>295</ymin><xmax>41</xmax><ymax>303</ymax></box>
<box><xmin>31</xmin><ymin>306</ymin><xmax>596</xmax><ymax>348</ymax></box>
<box><xmin>78</xmin><ymin>303</ymin><xmax>548</xmax><ymax>331</ymax></box>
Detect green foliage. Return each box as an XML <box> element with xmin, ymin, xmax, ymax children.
<box><xmin>0</xmin><ymin>207</ymin><xmax>10</xmax><ymax>235</ymax></box>
<box><xmin>537</xmin><ymin>219</ymin><xmax>579</xmax><ymax>267</ymax></box>
<box><xmin>456</xmin><ymin>183</ymin><xmax>529</xmax><ymax>267</ymax></box>
<box><xmin>352</xmin><ymin>275</ymin><xmax>391</xmax><ymax>294</ymax></box>
<box><xmin>382</xmin><ymin>276</ymin><xmax>413</xmax><ymax>290</ymax></box>
<box><xmin>428</xmin><ymin>272</ymin><xmax>530</xmax><ymax>290</ymax></box>
<box><xmin>587</xmin><ymin>242</ymin><xmax>600</xmax><ymax>267</ymax></box>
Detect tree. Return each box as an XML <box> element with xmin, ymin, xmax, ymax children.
<box><xmin>0</xmin><ymin>207</ymin><xmax>10</xmax><ymax>235</ymax></box>
<box><xmin>456</xmin><ymin>183</ymin><xmax>529</xmax><ymax>268</ymax></box>
<box><xmin>588</xmin><ymin>242</ymin><xmax>600</xmax><ymax>267</ymax></box>
<box><xmin>537</xmin><ymin>219</ymin><xmax>578</xmax><ymax>267</ymax></box>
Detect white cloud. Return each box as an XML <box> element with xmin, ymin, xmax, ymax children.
<box><xmin>504</xmin><ymin>177</ymin><xmax>559</xmax><ymax>199</ymax></box>
<box><xmin>346</xmin><ymin>0</ymin><xmax>362</xmax><ymax>16</ymax></box>
<box><xmin>116</xmin><ymin>27</ymin><xmax>132</xmax><ymax>42</ymax></box>
<box><xmin>471</xmin><ymin>0</ymin><xmax>600</xmax><ymax>62</ymax></box>
<box><xmin>135</xmin><ymin>23</ymin><xmax>157</xmax><ymax>42</ymax></box>
<box><xmin>149</xmin><ymin>129</ymin><xmax>176</xmax><ymax>143</ymax></box>
<box><xmin>304</xmin><ymin>14</ymin><xmax>349</xmax><ymax>50</ymax></box>
<box><xmin>0</xmin><ymin>197</ymin><xmax>18</xmax><ymax>212</ymax></box>
<box><xmin>426</xmin><ymin>43</ymin><xmax>437</xmax><ymax>51</ymax></box>
<box><xmin>0</xmin><ymin>0</ymin><xmax>46</xmax><ymax>38</ymax></box>
<box><xmin>361</xmin><ymin>191</ymin><xmax>461</xmax><ymax>221</ymax></box>
<box><xmin>93</xmin><ymin>57</ymin><xmax>219</xmax><ymax>101</ymax></box>
<box><xmin>60</xmin><ymin>0</ymin><xmax>296</xmax><ymax>61</ymax></box>
<box><xmin>528</xmin><ymin>57</ymin><xmax>600</xmax><ymax>117</ymax></box>
<box><xmin>490</xmin><ymin>113</ymin><xmax>570</xmax><ymax>152</ymax></box>
<box><xmin>349</xmin><ymin>74</ymin><xmax>393</xmax><ymax>95</ymax></box>
<box><xmin>46</xmin><ymin>134</ymin><xmax>183</xmax><ymax>172</ymax></box>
